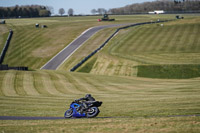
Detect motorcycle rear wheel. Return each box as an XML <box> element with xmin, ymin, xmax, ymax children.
<box><xmin>86</xmin><ymin>107</ymin><xmax>100</xmax><ymax>118</ymax></box>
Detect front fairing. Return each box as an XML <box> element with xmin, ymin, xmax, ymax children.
<box><xmin>70</xmin><ymin>102</ymin><xmax>86</xmax><ymax>118</ymax></box>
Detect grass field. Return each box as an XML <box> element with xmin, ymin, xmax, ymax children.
<box><xmin>0</xmin><ymin>70</ymin><xmax>200</xmax><ymax>132</ymax></box>
<box><xmin>0</xmin><ymin>15</ymin><xmax>175</xmax><ymax>69</ymax></box>
<box><xmin>0</xmin><ymin>14</ymin><xmax>200</xmax><ymax>133</ymax></box>
<box><xmin>75</xmin><ymin>15</ymin><xmax>200</xmax><ymax>77</ymax></box>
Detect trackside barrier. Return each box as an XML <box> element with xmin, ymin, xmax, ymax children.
<box><xmin>0</xmin><ymin>30</ymin><xmax>28</xmax><ymax>71</ymax></box>
<box><xmin>0</xmin><ymin>30</ymin><xmax>13</xmax><ymax>64</ymax></box>
<box><xmin>70</xmin><ymin>20</ymin><xmax>171</xmax><ymax>72</ymax></box>
<box><xmin>0</xmin><ymin>64</ymin><xmax>28</xmax><ymax>71</ymax></box>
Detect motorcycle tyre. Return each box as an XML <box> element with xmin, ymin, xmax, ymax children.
<box><xmin>86</xmin><ymin>107</ymin><xmax>100</xmax><ymax>118</ymax></box>
<box><xmin>64</xmin><ymin>108</ymin><xmax>73</xmax><ymax>118</ymax></box>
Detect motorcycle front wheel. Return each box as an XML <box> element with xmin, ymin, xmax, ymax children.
<box><xmin>86</xmin><ymin>107</ymin><xmax>100</xmax><ymax>118</ymax></box>
<box><xmin>64</xmin><ymin>108</ymin><xmax>73</xmax><ymax>118</ymax></box>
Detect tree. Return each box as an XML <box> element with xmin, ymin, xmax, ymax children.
<box><xmin>39</xmin><ymin>10</ymin><xmax>51</xmax><ymax>17</ymax></box>
<box><xmin>59</xmin><ymin>8</ymin><xmax>65</xmax><ymax>16</ymax></box>
<box><xmin>68</xmin><ymin>8</ymin><xmax>74</xmax><ymax>16</ymax></box>
<box><xmin>97</xmin><ymin>8</ymin><xmax>107</xmax><ymax>15</ymax></box>
<box><xmin>46</xmin><ymin>6</ymin><xmax>54</xmax><ymax>14</ymax></box>
<box><xmin>91</xmin><ymin>9</ymin><xmax>97</xmax><ymax>14</ymax></box>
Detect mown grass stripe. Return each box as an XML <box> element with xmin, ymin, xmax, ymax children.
<box><xmin>14</xmin><ymin>71</ymin><xmax>27</xmax><ymax>96</ymax></box>
<box><xmin>64</xmin><ymin>73</ymin><xmax>88</xmax><ymax>93</ymax></box>
<box><xmin>6</xmin><ymin>30</ymin><xmax>45</xmax><ymax>60</ymax></box>
<box><xmin>3</xmin><ymin>27</ymin><xmax>47</xmax><ymax>68</ymax></box>
<box><xmin>54</xmin><ymin>73</ymin><xmax>80</xmax><ymax>94</ymax></box>
<box><xmin>59</xmin><ymin>72</ymin><xmax>83</xmax><ymax>94</ymax></box>
<box><xmin>174</xmin><ymin>25</ymin><xmax>188</xmax><ymax>52</ymax></box>
<box><xmin>118</xmin><ymin>27</ymin><xmax>145</xmax><ymax>53</ymax></box>
<box><xmin>152</xmin><ymin>26</ymin><xmax>171</xmax><ymax>52</ymax></box>
<box><xmin>134</xmin><ymin>26</ymin><xmax>157</xmax><ymax>52</ymax></box>
<box><xmin>190</xmin><ymin>24</ymin><xmax>200</xmax><ymax>52</ymax></box>
<box><xmin>6</xmin><ymin>27</ymin><xmax>41</xmax><ymax>54</ymax></box>
<box><xmin>0</xmin><ymin>72</ymin><xmax>6</xmax><ymax>96</ymax></box>
<box><xmin>73</xmin><ymin>75</ymin><xmax>101</xmax><ymax>93</ymax></box>
<box><xmin>176</xmin><ymin>25</ymin><xmax>188</xmax><ymax>52</ymax></box>
<box><xmin>119</xmin><ymin>61</ymin><xmax>128</xmax><ymax>75</ymax></box>
<box><xmin>78</xmin><ymin>76</ymin><xmax>108</xmax><ymax>92</ymax></box>
<box><xmin>195</xmin><ymin>25</ymin><xmax>200</xmax><ymax>52</ymax></box>
<box><xmin>23</xmin><ymin>71</ymin><xmax>40</xmax><ymax>96</ymax></box>
<box><xmin>155</xmin><ymin>26</ymin><xmax>175</xmax><ymax>52</ymax></box>
<box><xmin>2</xmin><ymin>71</ymin><xmax>18</xmax><ymax>96</ymax></box>
<box><xmin>142</xmin><ymin>26</ymin><xmax>163</xmax><ymax>52</ymax></box>
<box><xmin>33</xmin><ymin>71</ymin><xmax>52</xmax><ymax>96</ymax></box>
<box><xmin>40</xmin><ymin>71</ymin><xmax>64</xmax><ymax>96</ymax></box>
<box><xmin>46</xmin><ymin>72</ymin><xmax>75</xmax><ymax>95</ymax></box>
<box><xmin>166</xmin><ymin>26</ymin><xmax>181</xmax><ymax>52</ymax></box>
<box><xmin>88</xmin><ymin>77</ymin><xmax>122</xmax><ymax>93</ymax></box>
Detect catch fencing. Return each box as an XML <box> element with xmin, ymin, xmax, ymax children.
<box><xmin>0</xmin><ymin>30</ymin><xmax>13</xmax><ymax>64</ymax></box>
<box><xmin>70</xmin><ymin>20</ymin><xmax>171</xmax><ymax>72</ymax></box>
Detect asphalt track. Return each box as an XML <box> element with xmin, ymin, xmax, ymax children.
<box><xmin>1</xmin><ymin>115</ymin><xmax>199</xmax><ymax>120</ymax></box>
<box><xmin>40</xmin><ymin>23</ymin><xmax>131</xmax><ymax>70</ymax></box>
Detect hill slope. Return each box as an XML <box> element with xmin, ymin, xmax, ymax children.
<box><xmin>0</xmin><ymin>70</ymin><xmax>200</xmax><ymax>117</ymax></box>
<box><xmin>77</xmin><ymin>16</ymin><xmax>200</xmax><ymax>77</ymax></box>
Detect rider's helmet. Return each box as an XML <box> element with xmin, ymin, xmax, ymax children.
<box><xmin>85</xmin><ymin>94</ymin><xmax>91</xmax><ymax>98</ymax></box>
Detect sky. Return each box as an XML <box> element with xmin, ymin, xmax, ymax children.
<box><xmin>0</xmin><ymin>0</ymin><xmax>154</xmax><ymax>15</ymax></box>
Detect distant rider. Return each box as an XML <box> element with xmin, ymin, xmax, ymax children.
<box><xmin>75</xmin><ymin>94</ymin><xmax>96</xmax><ymax>112</ymax></box>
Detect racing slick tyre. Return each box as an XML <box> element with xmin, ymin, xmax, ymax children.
<box><xmin>86</xmin><ymin>107</ymin><xmax>100</xmax><ymax>118</ymax></box>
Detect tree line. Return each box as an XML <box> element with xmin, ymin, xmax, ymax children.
<box><xmin>58</xmin><ymin>8</ymin><xmax>74</xmax><ymax>16</ymax></box>
<box><xmin>91</xmin><ymin>8</ymin><xmax>107</xmax><ymax>15</ymax></box>
<box><xmin>108</xmin><ymin>0</ymin><xmax>200</xmax><ymax>14</ymax></box>
<box><xmin>0</xmin><ymin>5</ymin><xmax>51</xmax><ymax>18</ymax></box>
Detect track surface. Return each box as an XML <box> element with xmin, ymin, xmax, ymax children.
<box><xmin>1</xmin><ymin>115</ymin><xmax>199</xmax><ymax>120</ymax></box>
<box><xmin>40</xmin><ymin>24</ymin><xmax>130</xmax><ymax>70</ymax></box>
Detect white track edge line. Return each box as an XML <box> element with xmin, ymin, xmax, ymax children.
<box><xmin>56</xmin><ymin>29</ymin><xmax>101</xmax><ymax>70</ymax></box>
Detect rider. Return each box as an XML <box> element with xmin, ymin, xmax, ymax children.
<box><xmin>75</xmin><ymin>94</ymin><xmax>96</xmax><ymax>112</ymax></box>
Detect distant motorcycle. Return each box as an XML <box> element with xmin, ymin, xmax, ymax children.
<box><xmin>64</xmin><ymin>100</ymin><xmax>102</xmax><ymax>118</ymax></box>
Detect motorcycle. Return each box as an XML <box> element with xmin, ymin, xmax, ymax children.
<box><xmin>64</xmin><ymin>100</ymin><xmax>102</xmax><ymax>118</ymax></box>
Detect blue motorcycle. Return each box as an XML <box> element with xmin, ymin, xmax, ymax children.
<box><xmin>64</xmin><ymin>100</ymin><xmax>102</xmax><ymax>118</ymax></box>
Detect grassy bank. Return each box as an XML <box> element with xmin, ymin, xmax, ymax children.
<box><xmin>1</xmin><ymin>15</ymin><xmax>200</xmax><ymax>132</ymax></box>
<box><xmin>0</xmin><ymin>70</ymin><xmax>200</xmax><ymax>132</ymax></box>
<box><xmin>0</xmin><ymin>15</ymin><xmax>176</xmax><ymax>70</ymax></box>
<box><xmin>0</xmin><ymin>70</ymin><xmax>200</xmax><ymax>117</ymax></box>
<box><xmin>0</xmin><ymin>25</ymin><xmax>9</xmax><ymax>53</ymax></box>
<box><xmin>77</xmin><ymin>15</ymin><xmax>200</xmax><ymax>78</ymax></box>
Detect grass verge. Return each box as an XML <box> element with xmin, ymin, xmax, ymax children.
<box><xmin>137</xmin><ymin>64</ymin><xmax>200</xmax><ymax>79</ymax></box>
<box><xmin>1</xmin><ymin>117</ymin><xmax>200</xmax><ymax>133</ymax></box>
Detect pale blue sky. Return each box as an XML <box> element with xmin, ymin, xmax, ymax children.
<box><xmin>0</xmin><ymin>0</ymin><xmax>154</xmax><ymax>15</ymax></box>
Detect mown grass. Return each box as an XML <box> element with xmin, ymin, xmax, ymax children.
<box><xmin>58</xmin><ymin>27</ymin><xmax>117</xmax><ymax>71</ymax></box>
<box><xmin>137</xmin><ymin>64</ymin><xmax>200</xmax><ymax>79</ymax></box>
<box><xmin>1</xmin><ymin>15</ymin><xmax>200</xmax><ymax>132</ymax></box>
<box><xmin>0</xmin><ymin>70</ymin><xmax>200</xmax><ymax>117</ymax></box>
<box><xmin>109</xmin><ymin>23</ymin><xmax>200</xmax><ymax>64</ymax></box>
<box><xmin>0</xmin><ymin>15</ymin><xmax>176</xmax><ymax>70</ymax></box>
<box><xmin>0</xmin><ymin>25</ymin><xmax>9</xmax><ymax>53</ymax></box>
<box><xmin>78</xmin><ymin>57</ymin><xmax>97</xmax><ymax>73</ymax></box>
<box><xmin>0</xmin><ymin>70</ymin><xmax>200</xmax><ymax>132</ymax></box>
<box><xmin>1</xmin><ymin>117</ymin><xmax>200</xmax><ymax>133</ymax></box>
<box><xmin>78</xmin><ymin>15</ymin><xmax>200</xmax><ymax>77</ymax></box>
